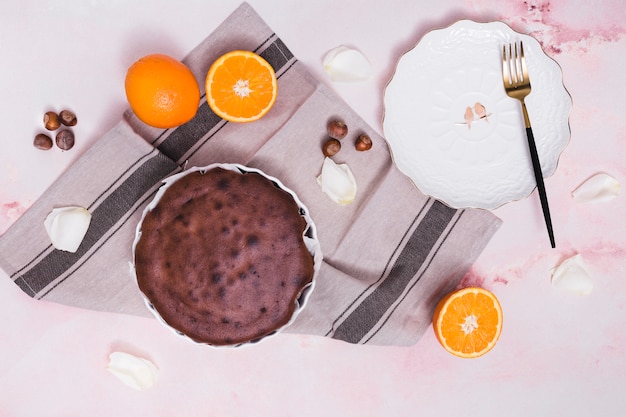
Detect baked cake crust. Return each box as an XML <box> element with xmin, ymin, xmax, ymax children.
<box><xmin>134</xmin><ymin>167</ymin><xmax>315</xmax><ymax>346</ymax></box>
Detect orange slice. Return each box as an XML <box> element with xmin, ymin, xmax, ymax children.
<box><xmin>432</xmin><ymin>287</ymin><xmax>503</xmax><ymax>358</ymax></box>
<box><xmin>205</xmin><ymin>50</ymin><xmax>278</xmax><ymax>123</ymax></box>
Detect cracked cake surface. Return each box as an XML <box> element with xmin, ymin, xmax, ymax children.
<box><xmin>134</xmin><ymin>167</ymin><xmax>315</xmax><ymax>346</ymax></box>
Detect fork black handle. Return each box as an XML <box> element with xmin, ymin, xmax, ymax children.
<box><xmin>525</xmin><ymin>126</ymin><xmax>556</xmax><ymax>248</ymax></box>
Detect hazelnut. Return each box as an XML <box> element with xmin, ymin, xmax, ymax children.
<box><xmin>44</xmin><ymin>111</ymin><xmax>61</xmax><ymax>131</ymax></box>
<box><xmin>327</xmin><ymin>120</ymin><xmax>348</xmax><ymax>140</ymax></box>
<box><xmin>322</xmin><ymin>138</ymin><xmax>341</xmax><ymax>157</ymax></box>
<box><xmin>59</xmin><ymin>109</ymin><xmax>77</xmax><ymax>126</ymax></box>
<box><xmin>55</xmin><ymin>129</ymin><xmax>75</xmax><ymax>151</ymax></box>
<box><xmin>34</xmin><ymin>133</ymin><xmax>53</xmax><ymax>150</ymax></box>
<box><xmin>355</xmin><ymin>134</ymin><xmax>372</xmax><ymax>151</ymax></box>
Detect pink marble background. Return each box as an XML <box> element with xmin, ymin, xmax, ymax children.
<box><xmin>2</xmin><ymin>0</ymin><xmax>625</xmax><ymax>415</ymax></box>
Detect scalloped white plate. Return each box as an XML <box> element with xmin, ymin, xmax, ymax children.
<box><xmin>383</xmin><ymin>20</ymin><xmax>571</xmax><ymax>209</ymax></box>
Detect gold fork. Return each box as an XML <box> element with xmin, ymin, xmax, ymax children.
<box><xmin>502</xmin><ymin>42</ymin><xmax>555</xmax><ymax>248</ymax></box>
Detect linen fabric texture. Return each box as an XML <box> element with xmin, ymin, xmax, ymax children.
<box><xmin>0</xmin><ymin>2</ymin><xmax>501</xmax><ymax>346</ymax></box>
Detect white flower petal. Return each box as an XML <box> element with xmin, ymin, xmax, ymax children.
<box><xmin>44</xmin><ymin>206</ymin><xmax>92</xmax><ymax>252</ymax></box>
<box><xmin>551</xmin><ymin>254</ymin><xmax>593</xmax><ymax>295</ymax></box>
<box><xmin>572</xmin><ymin>173</ymin><xmax>620</xmax><ymax>203</ymax></box>
<box><xmin>317</xmin><ymin>157</ymin><xmax>357</xmax><ymax>205</ymax></box>
<box><xmin>323</xmin><ymin>46</ymin><xmax>372</xmax><ymax>82</ymax></box>
<box><xmin>106</xmin><ymin>352</ymin><xmax>158</xmax><ymax>391</ymax></box>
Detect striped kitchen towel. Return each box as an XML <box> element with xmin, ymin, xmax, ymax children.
<box><xmin>0</xmin><ymin>2</ymin><xmax>501</xmax><ymax>346</ymax></box>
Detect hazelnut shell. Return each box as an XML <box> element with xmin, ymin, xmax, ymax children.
<box><xmin>322</xmin><ymin>138</ymin><xmax>342</xmax><ymax>157</ymax></box>
<box><xmin>44</xmin><ymin>112</ymin><xmax>61</xmax><ymax>131</ymax></box>
<box><xmin>59</xmin><ymin>110</ymin><xmax>78</xmax><ymax>126</ymax></box>
<box><xmin>327</xmin><ymin>120</ymin><xmax>348</xmax><ymax>140</ymax></box>
<box><xmin>355</xmin><ymin>134</ymin><xmax>373</xmax><ymax>151</ymax></box>
<box><xmin>34</xmin><ymin>133</ymin><xmax>53</xmax><ymax>150</ymax></box>
<box><xmin>55</xmin><ymin>129</ymin><xmax>75</xmax><ymax>151</ymax></box>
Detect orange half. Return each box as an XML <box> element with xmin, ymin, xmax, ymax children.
<box><xmin>205</xmin><ymin>50</ymin><xmax>278</xmax><ymax>123</ymax></box>
<box><xmin>433</xmin><ymin>287</ymin><xmax>503</xmax><ymax>358</ymax></box>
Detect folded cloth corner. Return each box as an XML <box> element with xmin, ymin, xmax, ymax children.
<box><xmin>0</xmin><ymin>2</ymin><xmax>501</xmax><ymax>346</ymax></box>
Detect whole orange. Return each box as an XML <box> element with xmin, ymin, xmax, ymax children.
<box><xmin>125</xmin><ymin>54</ymin><xmax>200</xmax><ymax>129</ymax></box>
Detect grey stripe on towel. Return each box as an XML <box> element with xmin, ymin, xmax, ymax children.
<box><xmin>330</xmin><ymin>200</ymin><xmax>458</xmax><ymax>343</ymax></box>
<box><xmin>13</xmin><ymin>150</ymin><xmax>179</xmax><ymax>297</ymax></box>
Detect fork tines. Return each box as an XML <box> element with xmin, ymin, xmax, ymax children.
<box><xmin>502</xmin><ymin>42</ymin><xmax>529</xmax><ymax>87</ymax></box>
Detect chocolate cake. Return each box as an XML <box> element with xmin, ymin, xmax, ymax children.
<box><xmin>134</xmin><ymin>166</ymin><xmax>316</xmax><ymax>346</ymax></box>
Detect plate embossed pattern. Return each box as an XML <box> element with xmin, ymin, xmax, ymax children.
<box><xmin>383</xmin><ymin>20</ymin><xmax>571</xmax><ymax>209</ymax></box>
